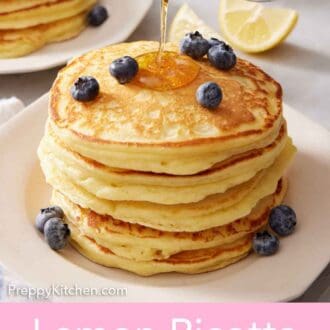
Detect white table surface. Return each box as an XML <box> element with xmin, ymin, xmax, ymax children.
<box><xmin>0</xmin><ymin>0</ymin><xmax>329</xmax><ymax>302</ymax></box>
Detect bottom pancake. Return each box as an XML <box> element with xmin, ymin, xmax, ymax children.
<box><xmin>51</xmin><ymin>178</ymin><xmax>287</xmax><ymax>262</ymax></box>
<box><xmin>70</xmin><ymin>225</ymin><xmax>252</xmax><ymax>276</ymax></box>
<box><xmin>0</xmin><ymin>12</ymin><xmax>87</xmax><ymax>58</ymax></box>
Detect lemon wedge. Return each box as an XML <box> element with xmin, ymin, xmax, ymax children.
<box><xmin>169</xmin><ymin>3</ymin><xmax>221</xmax><ymax>42</ymax></box>
<box><xmin>219</xmin><ymin>0</ymin><xmax>298</xmax><ymax>53</ymax></box>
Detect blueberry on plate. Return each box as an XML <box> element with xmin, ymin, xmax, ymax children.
<box><xmin>71</xmin><ymin>76</ymin><xmax>100</xmax><ymax>102</ymax></box>
<box><xmin>269</xmin><ymin>205</ymin><xmax>297</xmax><ymax>236</ymax></box>
<box><xmin>44</xmin><ymin>218</ymin><xmax>70</xmax><ymax>251</ymax></box>
<box><xmin>88</xmin><ymin>5</ymin><xmax>109</xmax><ymax>27</ymax></box>
<box><xmin>180</xmin><ymin>31</ymin><xmax>210</xmax><ymax>59</ymax></box>
<box><xmin>196</xmin><ymin>82</ymin><xmax>223</xmax><ymax>110</ymax></box>
<box><xmin>207</xmin><ymin>44</ymin><xmax>236</xmax><ymax>70</ymax></box>
<box><xmin>110</xmin><ymin>56</ymin><xmax>139</xmax><ymax>84</ymax></box>
<box><xmin>253</xmin><ymin>231</ymin><xmax>279</xmax><ymax>256</ymax></box>
<box><xmin>35</xmin><ymin>206</ymin><xmax>64</xmax><ymax>233</ymax></box>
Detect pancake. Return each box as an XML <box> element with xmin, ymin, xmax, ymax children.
<box><xmin>49</xmin><ymin>41</ymin><xmax>283</xmax><ymax>175</ymax></box>
<box><xmin>51</xmin><ymin>177</ymin><xmax>287</xmax><ymax>262</ymax></box>
<box><xmin>0</xmin><ymin>12</ymin><xmax>87</xmax><ymax>58</ymax></box>
<box><xmin>39</xmin><ymin>121</ymin><xmax>288</xmax><ymax>204</ymax></box>
<box><xmin>40</xmin><ymin>139</ymin><xmax>296</xmax><ymax>232</ymax></box>
<box><xmin>38</xmin><ymin>40</ymin><xmax>296</xmax><ymax>276</ymax></box>
<box><xmin>0</xmin><ymin>1</ymin><xmax>58</xmax><ymax>14</ymax></box>
<box><xmin>70</xmin><ymin>223</ymin><xmax>252</xmax><ymax>276</ymax></box>
<box><xmin>0</xmin><ymin>0</ymin><xmax>96</xmax><ymax>30</ymax></box>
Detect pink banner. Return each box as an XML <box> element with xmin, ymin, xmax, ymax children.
<box><xmin>0</xmin><ymin>304</ymin><xmax>329</xmax><ymax>330</ymax></box>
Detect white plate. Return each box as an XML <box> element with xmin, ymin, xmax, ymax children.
<box><xmin>0</xmin><ymin>0</ymin><xmax>152</xmax><ymax>74</ymax></box>
<box><xmin>0</xmin><ymin>94</ymin><xmax>329</xmax><ymax>302</ymax></box>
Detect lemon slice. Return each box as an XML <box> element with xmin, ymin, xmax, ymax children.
<box><xmin>219</xmin><ymin>0</ymin><xmax>298</xmax><ymax>53</ymax></box>
<box><xmin>169</xmin><ymin>3</ymin><xmax>221</xmax><ymax>42</ymax></box>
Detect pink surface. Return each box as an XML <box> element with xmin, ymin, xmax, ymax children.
<box><xmin>0</xmin><ymin>304</ymin><xmax>329</xmax><ymax>329</ymax></box>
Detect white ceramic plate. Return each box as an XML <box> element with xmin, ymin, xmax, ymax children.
<box><xmin>0</xmin><ymin>94</ymin><xmax>329</xmax><ymax>302</ymax></box>
<box><xmin>0</xmin><ymin>0</ymin><xmax>152</xmax><ymax>74</ymax></box>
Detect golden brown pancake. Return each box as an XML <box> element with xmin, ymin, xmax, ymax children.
<box><xmin>0</xmin><ymin>12</ymin><xmax>87</xmax><ymax>58</ymax></box>
<box><xmin>70</xmin><ymin>230</ymin><xmax>252</xmax><ymax>276</ymax></box>
<box><xmin>49</xmin><ymin>41</ymin><xmax>283</xmax><ymax>175</ymax></box>
<box><xmin>51</xmin><ymin>177</ymin><xmax>287</xmax><ymax>263</ymax></box>
<box><xmin>39</xmin><ymin>121</ymin><xmax>288</xmax><ymax>204</ymax></box>
<box><xmin>0</xmin><ymin>0</ymin><xmax>96</xmax><ymax>30</ymax></box>
<box><xmin>37</xmin><ymin>40</ymin><xmax>296</xmax><ymax>276</ymax></box>
<box><xmin>0</xmin><ymin>1</ymin><xmax>58</xmax><ymax>14</ymax></box>
<box><xmin>39</xmin><ymin>139</ymin><xmax>296</xmax><ymax>232</ymax></box>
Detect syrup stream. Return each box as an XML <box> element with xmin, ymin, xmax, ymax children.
<box><xmin>157</xmin><ymin>0</ymin><xmax>169</xmax><ymax>61</ymax></box>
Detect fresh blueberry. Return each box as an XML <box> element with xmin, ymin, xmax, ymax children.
<box><xmin>110</xmin><ymin>56</ymin><xmax>139</xmax><ymax>84</ymax></box>
<box><xmin>207</xmin><ymin>44</ymin><xmax>237</xmax><ymax>70</ymax></box>
<box><xmin>208</xmin><ymin>37</ymin><xmax>227</xmax><ymax>49</ymax></box>
<box><xmin>71</xmin><ymin>76</ymin><xmax>100</xmax><ymax>102</ymax></box>
<box><xmin>196</xmin><ymin>82</ymin><xmax>223</xmax><ymax>110</ymax></box>
<box><xmin>210</xmin><ymin>39</ymin><xmax>234</xmax><ymax>53</ymax></box>
<box><xmin>44</xmin><ymin>218</ymin><xmax>70</xmax><ymax>251</ymax></box>
<box><xmin>35</xmin><ymin>206</ymin><xmax>64</xmax><ymax>233</ymax></box>
<box><xmin>269</xmin><ymin>205</ymin><xmax>297</xmax><ymax>236</ymax></box>
<box><xmin>88</xmin><ymin>5</ymin><xmax>109</xmax><ymax>27</ymax></box>
<box><xmin>253</xmin><ymin>231</ymin><xmax>279</xmax><ymax>256</ymax></box>
<box><xmin>180</xmin><ymin>31</ymin><xmax>210</xmax><ymax>59</ymax></box>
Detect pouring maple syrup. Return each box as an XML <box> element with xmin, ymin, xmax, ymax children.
<box><xmin>133</xmin><ymin>0</ymin><xmax>200</xmax><ymax>91</ymax></box>
<box><xmin>158</xmin><ymin>0</ymin><xmax>169</xmax><ymax>58</ymax></box>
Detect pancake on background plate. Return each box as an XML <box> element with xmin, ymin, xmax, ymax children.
<box><xmin>0</xmin><ymin>0</ymin><xmax>99</xmax><ymax>58</ymax></box>
<box><xmin>0</xmin><ymin>0</ymin><xmax>59</xmax><ymax>14</ymax></box>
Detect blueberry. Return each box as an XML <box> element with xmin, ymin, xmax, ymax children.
<box><xmin>253</xmin><ymin>231</ymin><xmax>279</xmax><ymax>256</ymax></box>
<box><xmin>110</xmin><ymin>56</ymin><xmax>139</xmax><ymax>84</ymax></box>
<box><xmin>208</xmin><ymin>37</ymin><xmax>227</xmax><ymax>49</ymax></box>
<box><xmin>35</xmin><ymin>206</ymin><xmax>64</xmax><ymax>233</ymax></box>
<box><xmin>207</xmin><ymin>44</ymin><xmax>237</xmax><ymax>70</ymax></box>
<box><xmin>50</xmin><ymin>206</ymin><xmax>64</xmax><ymax>218</ymax></box>
<box><xmin>44</xmin><ymin>218</ymin><xmax>70</xmax><ymax>251</ymax></box>
<box><xmin>180</xmin><ymin>31</ymin><xmax>210</xmax><ymax>59</ymax></box>
<box><xmin>71</xmin><ymin>76</ymin><xmax>100</xmax><ymax>102</ymax></box>
<box><xmin>88</xmin><ymin>5</ymin><xmax>109</xmax><ymax>27</ymax></box>
<box><xmin>196</xmin><ymin>82</ymin><xmax>223</xmax><ymax>110</ymax></box>
<box><xmin>269</xmin><ymin>205</ymin><xmax>297</xmax><ymax>236</ymax></box>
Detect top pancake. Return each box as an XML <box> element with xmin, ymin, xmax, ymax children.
<box><xmin>50</xmin><ymin>41</ymin><xmax>283</xmax><ymax>174</ymax></box>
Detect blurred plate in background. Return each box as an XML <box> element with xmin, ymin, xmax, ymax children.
<box><xmin>0</xmin><ymin>0</ymin><xmax>152</xmax><ymax>74</ymax></box>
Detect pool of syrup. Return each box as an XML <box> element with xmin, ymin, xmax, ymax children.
<box><xmin>132</xmin><ymin>0</ymin><xmax>200</xmax><ymax>91</ymax></box>
<box><xmin>134</xmin><ymin>51</ymin><xmax>200</xmax><ymax>91</ymax></box>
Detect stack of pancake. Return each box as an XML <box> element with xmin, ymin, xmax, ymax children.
<box><xmin>0</xmin><ymin>0</ymin><xmax>97</xmax><ymax>58</ymax></box>
<box><xmin>38</xmin><ymin>41</ymin><xmax>296</xmax><ymax>276</ymax></box>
